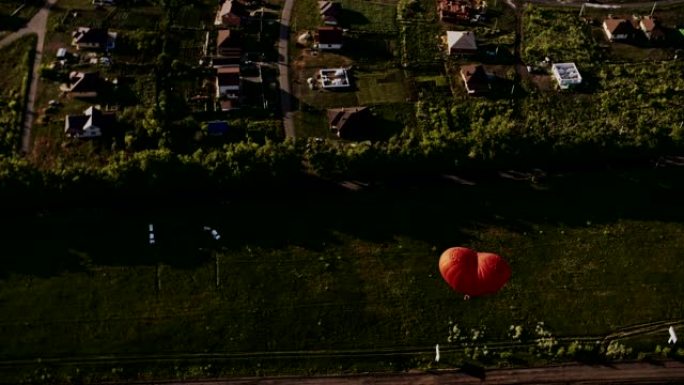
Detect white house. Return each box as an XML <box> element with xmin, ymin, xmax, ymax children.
<box><xmin>551</xmin><ymin>63</ymin><xmax>582</xmax><ymax>90</ymax></box>
<box><xmin>71</xmin><ymin>27</ymin><xmax>117</xmax><ymax>51</ymax></box>
<box><xmin>64</xmin><ymin>106</ymin><xmax>115</xmax><ymax>138</ymax></box>
<box><xmin>318</xmin><ymin>68</ymin><xmax>350</xmax><ymax>89</ymax></box>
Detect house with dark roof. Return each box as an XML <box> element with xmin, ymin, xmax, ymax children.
<box><xmin>640</xmin><ymin>16</ymin><xmax>667</xmax><ymax>41</ymax></box>
<box><xmin>71</xmin><ymin>27</ymin><xmax>117</xmax><ymax>51</ymax></box>
<box><xmin>603</xmin><ymin>18</ymin><xmax>635</xmax><ymax>41</ymax></box>
<box><xmin>319</xmin><ymin>1</ymin><xmax>341</xmax><ymax>25</ymax></box>
<box><xmin>219</xmin><ymin>99</ymin><xmax>239</xmax><ymax>111</ymax></box>
<box><xmin>327</xmin><ymin>107</ymin><xmax>371</xmax><ymax>139</ymax></box>
<box><xmin>460</xmin><ymin>64</ymin><xmax>489</xmax><ymax>95</ymax></box>
<box><xmin>447</xmin><ymin>31</ymin><xmax>477</xmax><ymax>55</ymax></box>
<box><xmin>215</xmin><ymin>0</ymin><xmax>248</xmax><ymax>27</ymax></box>
<box><xmin>64</xmin><ymin>106</ymin><xmax>115</xmax><ymax>138</ymax></box>
<box><xmin>60</xmin><ymin>71</ymin><xmax>102</xmax><ymax>98</ymax></box>
<box><xmin>211</xmin><ymin>56</ymin><xmax>241</xmax><ymax>67</ymax></box>
<box><xmin>317</xmin><ymin>26</ymin><xmax>343</xmax><ymax>50</ymax></box>
<box><xmin>216</xmin><ymin>66</ymin><xmax>240</xmax><ymax>99</ymax></box>
<box><xmin>216</xmin><ymin>29</ymin><xmax>242</xmax><ymax>59</ymax></box>
<box><xmin>439</xmin><ymin>0</ymin><xmax>472</xmax><ymax>23</ymax></box>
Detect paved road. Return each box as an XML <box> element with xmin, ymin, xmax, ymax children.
<box><xmin>525</xmin><ymin>0</ymin><xmax>684</xmax><ymax>8</ymax></box>
<box><xmin>0</xmin><ymin>0</ymin><xmax>58</xmax><ymax>154</ymax></box>
<box><xmin>98</xmin><ymin>361</ymin><xmax>684</xmax><ymax>384</ymax></box>
<box><xmin>277</xmin><ymin>0</ymin><xmax>295</xmax><ymax>138</ymax></box>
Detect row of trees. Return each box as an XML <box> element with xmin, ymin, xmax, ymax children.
<box><xmin>3</xmin><ymin>109</ymin><xmax>684</xmax><ymax>207</ymax></box>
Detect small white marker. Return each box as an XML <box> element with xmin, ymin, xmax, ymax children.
<box><xmin>148</xmin><ymin>224</ymin><xmax>156</xmax><ymax>245</ymax></box>
<box><xmin>669</xmin><ymin>326</ymin><xmax>677</xmax><ymax>344</ymax></box>
<box><xmin>435</xmin><ymin>344</ymin><xmax>440</xmax><ymax>362</ymax></box>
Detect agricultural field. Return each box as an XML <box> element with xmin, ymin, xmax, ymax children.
<box><xmin>2</xmin><ymin>167</ymin><xmax>684</xmax><ymax>382</ymax></box>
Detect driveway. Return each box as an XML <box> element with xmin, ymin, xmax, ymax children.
<box><xmin>0</xmin><ymin>0</ymin><xmax>58</xmax><ymax>154</ymax></box>
<box><xmin>277</xmin><ymin>0</ymin><xmax>295</xmax><ymax>138</ymax></box>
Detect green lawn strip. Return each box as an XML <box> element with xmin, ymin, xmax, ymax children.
<box><xmin>0</xmin><ymin>34</ymin><xmax>36</xmax><ymax>99</ymax></box>
<box><xmin>355</xmin><ymin>71</ymin><xmax>409</xmax><ymax>105</ymax></box>
<box><xmin>291</xmin><ymin>0</ymin><xmax>320</xmax><ymax>33</ymax></box>
<box><xmin>0</xmin><ymin>33</ymin><xmax>36</xmax><ymax>153</ymax></box>
<box><xmin>292</xmin><ymin>110</ymin><xmax>333</xmax><ymax>138</ymax></box>
<box><xmin>414</xmin><ymin>75</ymin><xmax>449</xmax><ymax>88</ymax></box>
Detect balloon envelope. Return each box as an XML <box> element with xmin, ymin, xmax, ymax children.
<box><xmin>439</xmin><ymin>247</ymin><xmax>511</xmax><ymax>297</ymax></box>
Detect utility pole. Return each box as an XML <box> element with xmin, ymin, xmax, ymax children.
<box><xmin>149</xmin><ymin>224</ymin><xmax>161</xmax><ymax>295</ymax></box>
<box><xmin>203</xmin><ymin>226</ymin><xmax>222</xmax><ymax>289</ymax></box>
<box><xmin>215</xmin><ymin>252</ymin><xmax>220</xmax><ymax>288</ymax></box>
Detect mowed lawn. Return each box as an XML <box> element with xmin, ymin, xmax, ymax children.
<box><xmin>338</xmin><ymin>0</ymin><xmax>397</xmax><ymax>32</ymax></box>
<box><xmin>291</xmin><ymin>0</ymin><xmax>397</xmax><ymax>32</ymax></box>
<box><xmin>355</xmin><ymin>71</ymin><xmax>409</xmax><ymax>105</ymax></box>
<box><xmin>1</xmin><ymin>168</ymin><xmax>684</xmax><ymax>379</ymax></box>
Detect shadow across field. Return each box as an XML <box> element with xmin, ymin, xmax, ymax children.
<box><xmin>1</xmin><ymin>165</ymin><xmax>684</xmax><ymax>277</ymax></box>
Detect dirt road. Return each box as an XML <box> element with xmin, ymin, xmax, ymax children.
<box><xmin>100</xmin><ymin>361</ymin><xmax>684</xmax><ymax>384</ymax></box>
<box><xmin>522</xmin><ymin>0</ymin><xmax>684</xmax><ymax>9</ymax></box>
<box><xmin>0</xmin><ymin>0</ymin><xmax>58</xmax><ymax>154</ymax></box>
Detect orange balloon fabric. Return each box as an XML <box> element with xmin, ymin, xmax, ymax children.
<box><xmin>439</xmin><ymin>247</ymin><xmax>511</xmax><ymax>297</ymax></box>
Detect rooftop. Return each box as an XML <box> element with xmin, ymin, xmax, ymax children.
<box><xmin>447</xmin><ymin>31</ymin><xmax>477</xmax><ymax>52</ymax></box>
<box><xmin>551</xmin><ymin>63</ymin><xmax>581</xmax><ymax>81</ymax></box>
<box><xmin>603</xmin><ymin>18</ymin><xmax>635</xmax><ymax>35</ymax></box>
<box><xmin>317</xmin><ymin>26</ymin><xmax>343</xmax><ymax>45</ymax></box>
<box><xmin>318</xmin><ymin>68</ymin><xmax>350</xmax><ymax>89</ymax></box>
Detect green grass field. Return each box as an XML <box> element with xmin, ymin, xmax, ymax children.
<box><xmin>0</xmin><ymin>33</ymin><xmax>36</xmax><ymax>153</ymax></box>
<box><xmin>0</xmin><ymin>34</ymin><xmax>35</xmax><ymax>99</ymax></box>
<box><xmin>338</xmin><ymin>0</ymin><xmax>397</xmax><ymax>32</ymax></box>
<box><xmin>1</xmin><ymin>167</ymin><xmax>684</xmax><ymax>381</ymax></box>
<box><xmin>522</xmin><ymin>5</ymin><xmax>601</xmax><ymax>66</ymax></box>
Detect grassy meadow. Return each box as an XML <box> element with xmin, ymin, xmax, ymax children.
<box><xmin>1</xmin><ymin>167</ymin><xmax>684</xmax><ymax>381</ymax></box>
<box><xmin>0</xmin><ymin>34</ymin><xmax>36</xmax><ymax>100</ymax></box>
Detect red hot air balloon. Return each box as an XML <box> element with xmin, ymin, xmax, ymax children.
<box><xmin>439</xmin><ymin>247</ymin><xmax>511</xmax><ymax>297</ymax></box>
